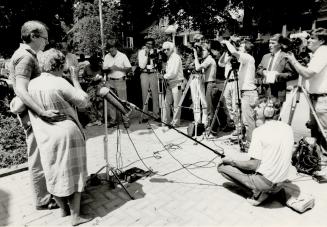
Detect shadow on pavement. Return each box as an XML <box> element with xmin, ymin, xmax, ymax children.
<box><xmin>222</xmin><ymin>182</ymin><xmax>252</xmax><ymax>199</ymax></box>
<box><xmin>222</xmin><ymin>181</ymin><xmax>303</xmax><ymax>210</ymax></box>
<box><xmin>81</xmin><ymin>181</ymin><xmax>145</xmax><ymax>219</ymax></box>
<box><xmin>0</xmin><ymin>189</ymin><xmax>9</xmax><ymax>225</ymax></box>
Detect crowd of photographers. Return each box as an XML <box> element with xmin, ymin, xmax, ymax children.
<box><xmin>2</xmin><ymin>19</ymin><xmax>327</xmax><ymax>217</ymax></box>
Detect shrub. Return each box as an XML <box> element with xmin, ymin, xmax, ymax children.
<box><xmin>0</xmin><ymin>93</ymin><xmax>27</xmax><ymax>168</ymax></box>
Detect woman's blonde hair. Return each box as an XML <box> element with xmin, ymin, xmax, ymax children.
<box><xmin>39</xmin><ymin>48</ymin><xmax>66</xmax><ymax>72</ymax></box>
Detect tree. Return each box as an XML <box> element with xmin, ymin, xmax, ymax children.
<box><xmin>0</xmin><ymin>0</ymin><xmax>74</xmax><ymax>57</ymax></box>
<box><xmin>70</xmin><ymin>0</ymin><xmax>123</xmax><ymax>55</ymax></box>
<box><xmin>119</xmin><ymin>0</ymin><xmax>320</xmax><ymax>39</ymax></box>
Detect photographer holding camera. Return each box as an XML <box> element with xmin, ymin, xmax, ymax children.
<box><xmin>257</xmin><ymin>34</ymin><xmax>297</xmax><ymax>104</ymax></box>
<box><xmin>218</xmin><ymin>97</ymin><xmax>294</xmax><ymax>206</ymax></box>
<box><xmin>218</xmin><ymin>44</ymin><xmax>238</xmax><ymax>130</ymax></box>
<box><xmin>286</xmin><ymin>28</ymin><xmax>327</xmax><ymax>154</ymax></box>
<box><xmin>193</xmin><ymin>43</ymin><xmax>217</xmax><ymax>127</ymax></box>
<box><xmin>220</xmin><ymin>39</ymin><xmax>257</xmax><ymax>142</ymax></box>
<box><xmin>138</xmin><ymin>38</ymin><xmax>160</xmax><ymax>121</ymax></box>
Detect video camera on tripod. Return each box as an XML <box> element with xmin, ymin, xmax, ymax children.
<box><xmin>145</xmin><ymin>48</ymin><xmax>167</xmax><ymax>72</ymax></box>
<box><xmin>279</xmin><ymin>32</ymin><xmax>311</xmax><ymax>66</ymax></box>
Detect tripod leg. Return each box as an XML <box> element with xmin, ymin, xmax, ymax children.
<box><xmin>109</xmin><ymin>168</ymin><xmax>134</xmax><ymax>200</ymax></box>
<box><xmin>172</xmin><ymin>76</ymin><xmax>193</xmax><ymax>122</ymax></box>
<box><xmin>287</xmin><ymin>87</ymin><xmax>300</xmax><ymax>125</ymax></box>
<box><xmin>140</xmin><ymin>89</ymin><xmax>151</xmax><ymax>123</ymax></box>
<box><xmin>158</xmin><ymin>79</ymin><xmax>164</xmax><ymax>120</ymax></box>
<box><xmin>301</xmin><ymin>86</ymin><xmax>327</xmax><ymax>144</ymax></box>
<box><xmin>207</xmin><ymin>79</ymin><xmax>229</xmax><ymax>136</ymax></box>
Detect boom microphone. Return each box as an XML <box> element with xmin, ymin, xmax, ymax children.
<box><xmin>98</xmin><ymin>87</ymin><xmax>225</xmax><ymax>157</ymax></box>
<box><xmin>98</xmin><ymin>87</ymin><xmax>132</xmax><ymax>115</ymax></box>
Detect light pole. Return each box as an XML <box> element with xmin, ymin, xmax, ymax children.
<box><xmin>98</xmin><ymin>0</ymin><xmax>110</xmax><ymax>177</ymax></box>
<box><xmin>98</xmin><ymin>0</ymin><xmax>105</xmax><ymax>58</ymax></box>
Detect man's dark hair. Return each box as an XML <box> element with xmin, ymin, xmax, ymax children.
<box><xmin>145</xmin><ymin>37</ymin><xmax>155</xmax><ymax>45</ymax></box>
<box><xmin>241</xmin><ymin>40</ymin><xmax>254</xmax><ymax>54</ymax></box>
<box><xmin>270</xmin><ymin>34</ymin><xmax>282</xmax><ymax>43</ymax></box>
<box><xmin>311</xmin><ymin>28</ymin><xmax>327</xmax><ymax>44</ymax></box>
<box><xmin>21</xmin><ymin>20</ymin><xmax>48</xmax><ymax>43</ymax></box>
<box><xmin>106</xmin><ymin>39</ymin><xmax>119</xmax><ymax>49</ymax></box>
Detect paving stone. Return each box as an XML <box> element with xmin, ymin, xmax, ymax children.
<box><xmin>2</xmin><ymin>118</ymin><xmax>327</xmax><ymax>226</ymax></box>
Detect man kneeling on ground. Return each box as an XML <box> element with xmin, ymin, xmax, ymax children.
<box><xmin>217</xmin><ymin>97</ymin><xmax>294</xmax><ymax>206</ymax></box>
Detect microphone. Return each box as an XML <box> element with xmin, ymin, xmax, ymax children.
<box><xmin>98</xmin><ymin>87</ymin><xmax>132</xmax><ymax>115</ymax></box>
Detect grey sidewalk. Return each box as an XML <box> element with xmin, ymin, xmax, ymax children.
<box><xmin>1</xmin><ymin>92</ymin><xmax>326</xmax><ymax>227</ymax></box>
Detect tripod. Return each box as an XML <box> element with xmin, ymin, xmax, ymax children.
<box><xmin>283</xmin><ymin>78</ymin><xmax>327</xmax><ymax>144</ymax></box>
<box><xmin>93</xmin><ymin>74</ymin><xmax>134</xmax><ymax>200</ymax></box>
<box><xmin>229</xmin><ymin>68</ymin><xmax>246</xmax><ymax>152</ymax></box>
<box><xmin>173</xmin><ymin>72</ymin><xmax>207</xmax><ymax>142</ymax></box>
<box><xmin>207</xmin><ymin>68</ymin><xmax>246</xmax><ymax>152</ymax></box>
<box><xmin>207</xmin><ymin>68</ymin><xmax>233</xmax><ymax>136</ymax></box>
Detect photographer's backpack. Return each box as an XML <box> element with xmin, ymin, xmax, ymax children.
<box><xmin>292</xmin><ymin>137</ymin><xmax>321</xmax><ymax>175</ymax></box>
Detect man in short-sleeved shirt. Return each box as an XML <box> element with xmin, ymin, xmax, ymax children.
<box><xmin>9</xmin><ymin>20</ymin><xmax>63</xmax><ymax>210</ymax></box>
<box><xmin>221</xmin><ymin>40</ymin><xmax>258</xmax><ymax>142</ymax></box>
<box><xmin>218</xmin><ymin>98</ymin><xmax>294</xmax><ymax>206</ymax></box>
<box><xmin>286</xmin><ymin>28</ymin><xmax>327</xmax><ymax>153</ymax></box>
<box><xmin>103</xmin><ymin>40</ymin><xmax>132</xmax><ymax>127</ymax></box>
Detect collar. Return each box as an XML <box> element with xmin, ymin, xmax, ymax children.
<box><xmin>20</xmin><ymin>43</ymin><xmax>37</xmax><ymax>56</ymax></box>
<box><xmin>271</xmin><ymin>49</ymin><xmax>281</xmax><ymax>57</ymax></box>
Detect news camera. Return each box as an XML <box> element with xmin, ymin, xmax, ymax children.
<box><xmin>221</xmin><ymin>38</ymin><xmax>241</xmax><ymax>70</ymax></box>
<box><xmin>279</xmin><ymin>34</ymin><xmax>310</xmax><ymax>66</ymax></box>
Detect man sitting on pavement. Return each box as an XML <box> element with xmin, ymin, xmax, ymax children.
<box><xmin>217</xmin><ymin>97</ymin><xmax>294</xmax><ymax>206</ymax></box>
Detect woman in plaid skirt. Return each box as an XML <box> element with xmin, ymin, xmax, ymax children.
<box><xmin>28</xmin><ymin>48</ymin><xmax>92</xmax><ymax>226</ymax></box>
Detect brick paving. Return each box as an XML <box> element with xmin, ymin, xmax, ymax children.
<box><xmin>1</xmin><ymin>93</ymin><xmax>327</xmax><ymax>226</ymax></box>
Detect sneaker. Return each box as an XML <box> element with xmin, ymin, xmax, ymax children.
<box><xmin>94</xmin><ymin>120</ymin><xmax>102</xmax><ymax>126</ymax></box>
<box><xmin>246</xmin><ymin>192</ymin><xmax>269</xmax><ymax>206</ymax></box>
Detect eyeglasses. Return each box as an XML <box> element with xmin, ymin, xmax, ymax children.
<box><xmin>163</xmin><ymin>48</ymin><xmax>170</xmax><ymax>52</ymax></box>
<box><xmin>39</xmin><ymin>36</ymin><xmax>48</xmax><ymax>42</ymax></box>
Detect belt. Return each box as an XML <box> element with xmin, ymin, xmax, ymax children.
<box><xmin>241</xmin><ymin>89</ymin><xmax>257</xmax><ymax>93</ymax></box>
<box><xmin>227</xmin><ymin>79</ymin><xmax>235</xmax><ymax>82</ymax></box>
<box><xmin>310</xmin><ymin>93</ymin><xmax>327</xmax><ymax>100</ymax></box>
<box><xmin>142</xmin><ymin>69</ymin><xmax>156</xmax><ymax>73</ymax></box>
<box><xmin>109</xmin><ymin>76</ymin><xmax>126</xmax><ymax>81</ymax></box>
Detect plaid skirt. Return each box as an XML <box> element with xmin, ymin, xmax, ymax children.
<box><xmin>29</xmin><ymin>117</ymin><xmax>87</xmax><ymax>197</ymax></box>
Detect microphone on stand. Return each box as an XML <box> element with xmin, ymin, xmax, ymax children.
<box><xmin>98</xmin><ymin>87</ymin><xmax>133</xmax><ymax>116</ymax></box>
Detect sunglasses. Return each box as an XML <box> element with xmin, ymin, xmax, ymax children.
<box><xmin>163</xmin><ymin>48</ymin><xmax>170</xmax><ymax>51</ymax></box>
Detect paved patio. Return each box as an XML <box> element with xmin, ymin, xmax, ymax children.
<box><xmin>1</xmin><ymin>92</ymin><xmax>327</xmax><ymax>227</ymax></box>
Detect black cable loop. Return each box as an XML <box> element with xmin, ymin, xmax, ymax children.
<box><xmin>147</xmin><ymin>122</ymin><xmax>223</xmax><ymax>186</ymax></box>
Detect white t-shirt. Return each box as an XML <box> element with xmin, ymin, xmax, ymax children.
<box><xmin>201</xmin><ymin>55</ymin><xmax>216</xmax><ymax>82</ymax></box>
<box><xmin>103</xmin><ymin>51</ymin><xmax>132</xmax><ymax>79</ymax></box>
<box><xmin>307</xmin><ymin>45</ymin><xmax>327</xmax><ymax>94</ymax></box>
<box><xmin>238</xmin><ymin>52</ymin><xmax>256</xmax><ymax>91</ymax></box>
<box><xmin>248</xmin><ymin>120</ymin><xmax>294</xmax><ymax>183</ymax></box>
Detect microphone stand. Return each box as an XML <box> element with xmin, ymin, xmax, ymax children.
<box><xmin>100</xmin><ymin>88</ymin><xmax>225</xmax><ymax>158</ymax></box>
